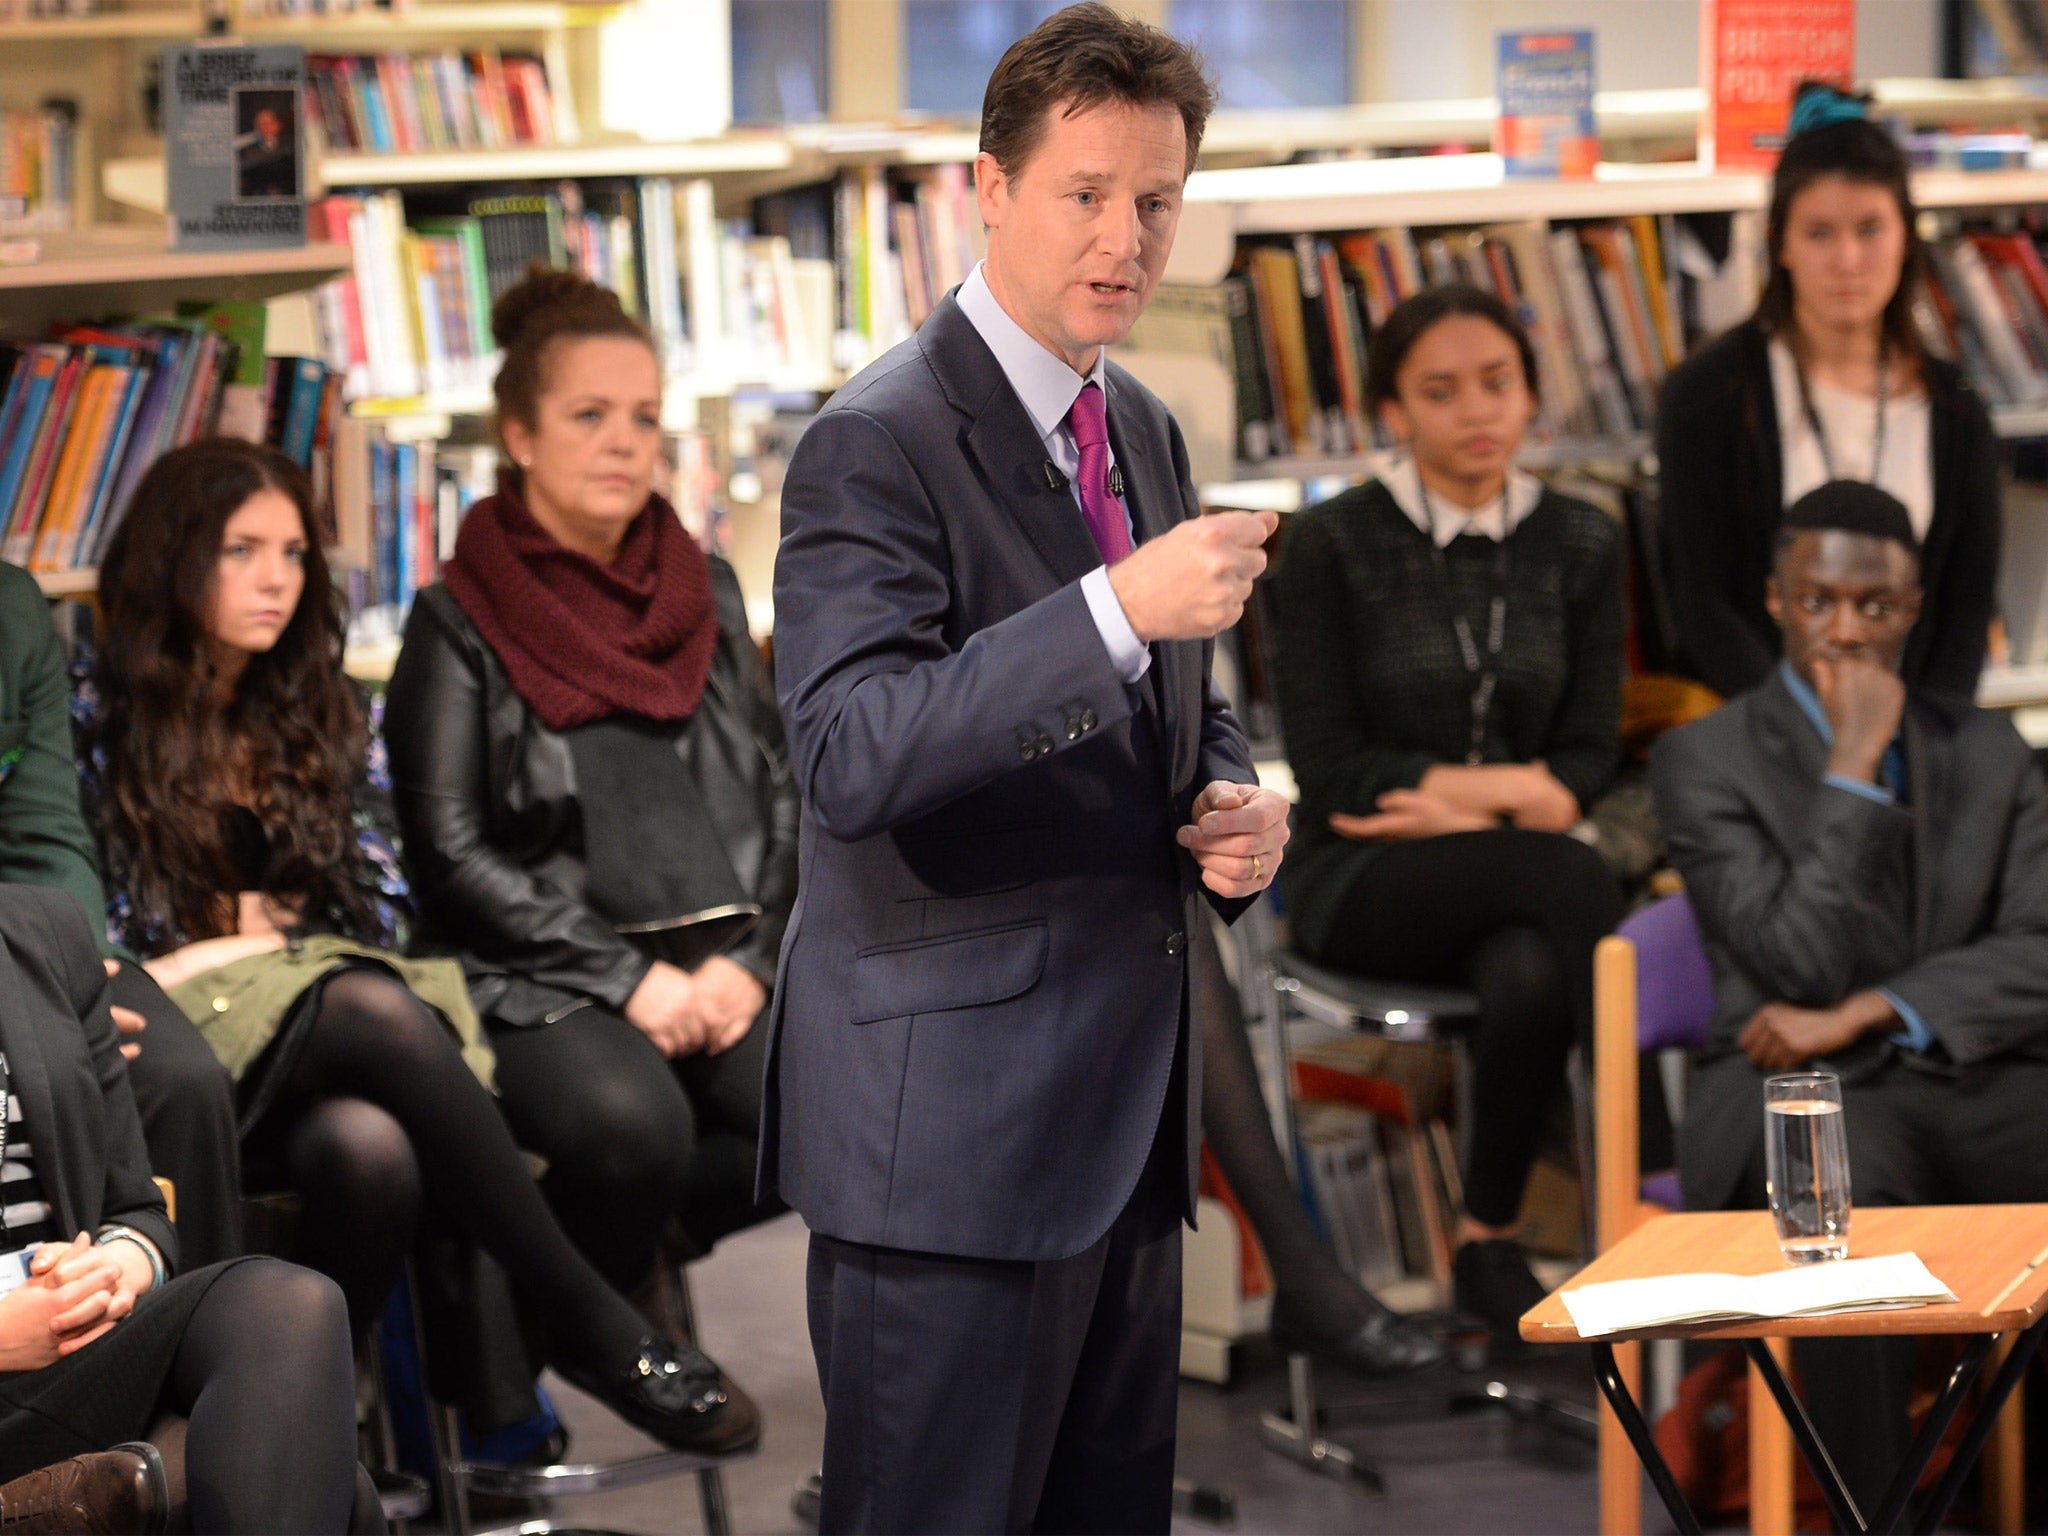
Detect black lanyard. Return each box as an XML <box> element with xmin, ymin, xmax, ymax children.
<box><xmin>1416</xmin><ymin>477</ymin><xmax>1511</xmax><ymax>767</ymax></box>
<box><xmin>1791</xmin><ymin>341</ymin><xmax>1889</xmax><ymax>485</ymax></box>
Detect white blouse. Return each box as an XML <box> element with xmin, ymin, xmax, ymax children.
<box><xmin>1769</xmin><ymin>337</ymin><xmax>1934</xmax><ymax>540</ymax></box>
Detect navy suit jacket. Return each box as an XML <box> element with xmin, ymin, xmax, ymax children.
<box><xmin>760</xmin><ymin>294</ymin><xmax>1257</xmax><ymax>1262</ymax></box>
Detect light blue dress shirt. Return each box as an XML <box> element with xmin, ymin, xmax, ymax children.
<box><xmin>955</xmin><ymin>262</ymin><xmax>1149</xmax><ymax>684</ymax></box>
<box><xmin>1777</xmin><ymin>660</ymin><xmax>1934</xmax><ymax>1053</ymax></box>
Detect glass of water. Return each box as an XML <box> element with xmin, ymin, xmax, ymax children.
<box><xmin>1764</xmin><ymin>1071</ymin><xmax>1851</xmax><ymax>1264</ymax></box>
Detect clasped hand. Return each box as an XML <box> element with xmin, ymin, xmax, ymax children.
<box><xmin>1177</xmin><ymin>781</ymin><xmax>1289</xmax><ymax>899</ymax></box>
<box><xmin>1739</xmin><ymin>991</ymin><xmax>1895</xmax><ymax>1071</ymax></box>
<box><xmin>625</xmin><ymin>955</ymin><xmax>767</xmax><ymax>1059</ymax></box>
<box><xmin>1329</xmin><ymin>763</ymin><xmax>1580</xmax><ymax>842</ymax></box>
<box><xmin>0</xmin><ymin>1234</ymin><xmax>139</xmax><ymax>1372</ymax></box>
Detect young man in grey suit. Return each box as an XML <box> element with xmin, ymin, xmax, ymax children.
<box><xmin>763</xmin><ymin>5</ymin><xmax>1289</xmax><ymax>1531</ymax></box>
<box><xmin>1652</xmin><ymin>478</ymin><xmax>2048</xmax><ymax>1518</ymax></box>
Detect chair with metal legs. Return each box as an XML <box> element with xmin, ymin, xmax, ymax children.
<box><xmin>1234</xmin><ymin>901</ymin><xmax>1601</xmax><ymax>1487</ymax></box>
<box><xmin>421</xmin><ymin>1254</ymin><xmax>756</xmax><ymax>1536</ymax></box>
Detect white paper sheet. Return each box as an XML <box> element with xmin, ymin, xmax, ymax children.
<box><xmin>1561</xmin><ymin>1252</ymin><xmax>1954</xmax><ymax>1338</ymax></box>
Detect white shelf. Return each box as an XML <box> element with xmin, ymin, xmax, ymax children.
<box><xmin>348</xmin><ymin>364</ymin><xmax>842</xmax><ymax>429</ymax></box>
<box><xmin>0</xmin><ymin>229</ymin><xmax>349</xmax><ymax>330</ymax></box>
<box><xmin>1979</xmin><ymin>664</ymin><xmax>2048</xmax><ymax>710</ymax></box>
<box><xmin>1223</xmin><ymin>434</ymin><xmax>1653</xmax><ymax>488</ymax></box>
<box><xmin>234</xmin><ymin>2</ymin><xmax>576</xmax><ymax>37</ymax></box>
<box><xmin>1994</xmin><ymin>405</ymin><xmax>2048</xmax><ymax>438</ymax></box>
<box><xmin>33</xmin><ymin>567</ymin><xmax>98</xmax><ymax>598</ymax></box>
<box><xmin>0</xmin><ymin>7</ymin><xmax>199</xmax><ymax>39</ymax></box>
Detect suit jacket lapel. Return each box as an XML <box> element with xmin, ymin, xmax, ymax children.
<box><xmin>923</xmin><ymin>297</ymin><xmax>1103</xmax><ymax>590</ymax></box>
<box><xmin>1749</xmin><ymin>675</ymin><xmax>1834</xmax><ymax>846</ymax></box>
<box><xmin>0</xmin><ymin>930</ymin><xmax>67</xmax><ymax>1240</ymax></box>
<box><xmin>1902</xmin><ymin>704</ymin><xmax>1939</xmax><ymax>953</ymax></box>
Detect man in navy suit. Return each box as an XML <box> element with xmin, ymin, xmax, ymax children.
<box><xmin>763</xmin><ymin>5</ymin><xmax>1288</xmax><ymax>1530</ymax></box>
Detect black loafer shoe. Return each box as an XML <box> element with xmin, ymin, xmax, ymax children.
<box><xmin>1270</xmin><ymin>1294</ymin><xmax>1445</xmax><ymax>1376</ymax></box>
<box><xmin>560</xmin><ymin>1338</ymin><xmax>761</xmax><ymax>1457</ymax></box>
<box><xmin>1452</xmin><ymin>1238</ymin><xmax>1548</xmax><ymax>1353</ymax></box>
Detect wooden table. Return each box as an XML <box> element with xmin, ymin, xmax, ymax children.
<box><xmin>1522</xmin><ymin>1208</ymin><xmax>2048</xmax><ymax>1534</ymax></box>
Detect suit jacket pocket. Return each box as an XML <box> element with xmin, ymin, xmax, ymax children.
<box><xmin>849</xmin><ymin>919</ymin><xmax>1049</xmax><ymax>1025</ymax></box>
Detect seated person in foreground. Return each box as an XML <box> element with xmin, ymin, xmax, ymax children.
<box><xmin>0</xmin><ymin>883</ymin><xmax>376</xmax><ymax>1534</ymax></box>
<box><xmin>0</xmin><ymin>558</ymin><xmax>243</xmax><ymax>1271</ymax></box>
<box><xmin>1651</xmin><ymin>478</ymin><xmax>2048</xmax><ymax>1516</ymax></box>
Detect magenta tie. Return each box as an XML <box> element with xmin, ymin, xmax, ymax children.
<box><xmin>1065</xmin><ymin>381</ymin><xmax>1132</xmax><ymax>565</ymax></box>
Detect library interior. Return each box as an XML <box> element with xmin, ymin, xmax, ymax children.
<box><xmin>14</xmin><ymin>0</ymin><xmax>2048</xmax><ymax>1532</ymax></box>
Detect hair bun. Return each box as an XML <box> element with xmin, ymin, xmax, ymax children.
<box><xmin>1787</xmin><ymin>80</ymin><xmax>1869</xmax><ymax>140</ymax></box>
<box><xmin>490</xmin><ymin>262</ymin><xmax>622</xmax><ymax>351</ymax></box>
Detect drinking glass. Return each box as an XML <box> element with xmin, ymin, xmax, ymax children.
<box><xmin>1764</xmin><ymin>1071</ymin><xmax>1851</xmax><ymax>1264</ymax></box>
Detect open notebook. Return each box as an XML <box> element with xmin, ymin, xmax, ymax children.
<box><xmin>1560</xmin><ymin>1253</ymin><xmax>1955</xmax><ymax>1338</ymax></box>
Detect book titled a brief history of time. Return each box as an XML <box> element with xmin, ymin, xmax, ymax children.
<box><xmin>1494</xmin><ymin>29</ymin><xmax>1597</xmax><ymax>180</ymax></box>
<box><xmin>163</xmin><ymin>42</ymin><xmax>307</xmax><ymax>251</ymax></box>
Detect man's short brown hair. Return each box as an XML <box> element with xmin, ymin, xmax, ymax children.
<box><xmin>978</xmin><ymin>2</ymin><xmax>1216</xmax><ymax>180</ymax></box>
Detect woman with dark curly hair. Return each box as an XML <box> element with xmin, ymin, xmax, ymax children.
<box><xmin>82</xmin><ymin>438</ymin><xmax>756</xmax><ymax>1456</ymax></box>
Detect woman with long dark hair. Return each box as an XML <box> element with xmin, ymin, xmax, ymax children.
<box><xmin>84</xmin><ymin>438</ymin><xmax>755</xmax><ymax>1456</ymax></box>
<box><xmin>1274</xmin><ymin>285</ymin><xmax>1625</xmax><ymax>1349</ymax></box>
<box><xmin>1657</xmin><ymin>81</ymin><xmax>2001</xmax><ymax>700</ymax></box>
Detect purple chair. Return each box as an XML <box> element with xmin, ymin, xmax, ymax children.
<box><xmin>1612</xmin><ymin>892</ymin><xmax>1715</xmax><ymax>1216</ymax></box>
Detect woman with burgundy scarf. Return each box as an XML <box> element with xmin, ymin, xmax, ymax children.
<box><xmin>382</xmin><ymin>268</ymin><xmax>796</xmax><ymax>1334</ymax></box>
<box><xmin>86</xmin><ymin>437</ymin><xmax>757</xmax><ymax>1459</ymax></box>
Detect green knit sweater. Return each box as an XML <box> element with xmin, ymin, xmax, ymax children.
<box><xmin>1273</xmin><ymin>478</ymin><xmax>1625</xmax><ymax>957</ymax></box>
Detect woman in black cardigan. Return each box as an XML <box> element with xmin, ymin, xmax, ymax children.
<box><xmin>1275</xmin><ymin>287</ymin><xmax>1625</xmax><ymax>1347</ymax></box>
<box><xmin>0</xmin><ymin>883</ymin><xmax>375</xmax><ymax>1532</ymax></box>
<box><xmin>1658</xmin><ymin>84</ymin><xmax>2000</xmax><ymax>701</ymax></box>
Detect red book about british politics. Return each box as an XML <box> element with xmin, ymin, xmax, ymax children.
<box><xmin>1699</xmin><ymin>0</ymin><xmax>1856</xmax><ymax>171</ymax></box>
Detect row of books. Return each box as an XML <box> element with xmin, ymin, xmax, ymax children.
<box><xmin>307</xmin><ymin>48</ymin><xmax>558</xmax><ymax>157</ymax></box>
<box><xmin>0</xmin><ymin>303</ymin><xmax>342</xmax><ymax>575</ymax></box>
<box><xmin>311</xmin><ymin>179</ymin><xmax>840</xmax><ymax>404</ymax></box>
<box><xmin>334</xmin><ymin>431</ymin><xmax>488</xmax><ymax>643</ymax></box>
<box><xmin>0</xmin><ymin>107</ymin><xmax>76</xmax><ymax>233</ymax></box>
<box><xmin>1921</xmin><ymin>227</ymin><xmax>2048</xmax><ymax>411</ymax></box>
<box><xmin>754</xmin><ymin>163</ymin><xmax>984</xmax><ymax>373</ymax></box>
<box><xmin>1125</xmin><ymin>216</ymin><xmax>1690</xmax><ymax>466</ymax></box>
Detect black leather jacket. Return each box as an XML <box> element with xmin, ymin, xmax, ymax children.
<box><xmin>382</xmin><ymin>558</ymin><xmax>798</xmax><ymax>1025</ymax></box>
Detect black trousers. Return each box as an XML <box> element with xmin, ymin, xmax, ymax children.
<box><xmin>110</xmin><ymin>961</ymin><xmax>243</xmax><ymax>1268</ymax></box>
<box><xmin>1727</xmin><ymin>1051</ymin><xmax>2048</xmax><ymax>1521</ymax></box>
<box><xmin>1304</xmin><ymin>829</ymin><xmax>1622</xmax><ymax>1227</ymax></box>
<box><xmin>805</xmin><ymin>1051</ymin><xmax>1187</xmax><ymax>1535</ymax></box>
<box><xmin>487</xmin><ymin>1002</ymin><xmax>774</xmax><ymax>1290</ymax></box>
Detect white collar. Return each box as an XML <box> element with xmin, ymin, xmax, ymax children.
<box><xmin>1368</xmin><ymin>450</ymin><xmax>1543</xmax><ymax>547</ymax></box>
<box><xmin>956</xmin><ymin>261</ymin><xmax>1109</xmax><ymax>442</ymax></box>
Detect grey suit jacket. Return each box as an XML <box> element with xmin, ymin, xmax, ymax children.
<box><xmin>1650</xmin><ymin>672</ymin><xmax>2048</xmax><ymax>1211</ymax></box>
<box><xmin>760</xmin><ymin>294</ymin><xmax>1256</xmax><ymax>1262</ymax></box>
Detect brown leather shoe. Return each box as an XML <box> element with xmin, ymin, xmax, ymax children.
<box><xmin>0</xmin><ymin>1443</ymin><xmax>168</xmax><ymax>1533</ymax></box>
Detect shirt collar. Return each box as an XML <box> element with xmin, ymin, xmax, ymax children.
<box><xmin>1778</xmin><ymin>659</ymin><xmax>1836</xmax><ymax>746</ymax></box>
<box><xmin>957</xmin><ymin>261</ymin><xmax>1108</xmax><ymax>443</ymax></box>
<box><xmin>1369</xmin><ymin>450</ymin><xmax>1543</xmax><ymax>547</ymax></box>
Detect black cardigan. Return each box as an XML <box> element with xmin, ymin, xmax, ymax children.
<box><xmin>1655</xmin><ymin>318</ymin><xmax>2001</xmax><ymax>701</ymax></box>
<box><xmin>1273</xmin><ymin>480</ymin><xmax>1624</xmax><ymax>957</ymax></box>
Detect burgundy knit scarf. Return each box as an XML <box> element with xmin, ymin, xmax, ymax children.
<box><xmin>443</xmin><ymin>489</ymin><xmax>718</xmax><ymax>730</ymax></box>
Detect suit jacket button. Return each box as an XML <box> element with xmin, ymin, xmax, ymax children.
<box><xmin>1019</xmin><ymin>739</ymin><xmax>1037</xmax><ymax>762</ymax></box>
<box><xmin>1080</xmin><ymin>709</ymin><xmax>1097</xmax><ymax>730</ymax></box>
<box><xmin>1165</xmin><ymin>931</ymin><xmax>1185</xmax><ymax>956</ymax></box>
<box><xmin>1037</xmin><ymin>733</ymin><xmax>1054</xmax><ymax>755</ymax></box>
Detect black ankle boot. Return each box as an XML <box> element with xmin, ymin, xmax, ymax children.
<box><xmin>1452</xmin><ymin>1238</ymin><xmax>1547</xmax><ymax>1351</ymax></box>
<box><xmin>1269</xmin><ymin>1292</ymin><xmax>1445</xmax><ymax>1375</ymax></box>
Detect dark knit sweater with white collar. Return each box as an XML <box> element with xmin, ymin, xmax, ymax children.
<box><xmin>1273</xmin><ymin>477</ymin><xmax>1625</xmax><ymax>956</ymax></box>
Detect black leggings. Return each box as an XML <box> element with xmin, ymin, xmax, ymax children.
<box><xmin>1306</xmin><ymin>829</ymin><xmax>1623</xmax><ymax>1229</ymax></box>
<box><xmin>488</xmin><ymin>1002</ymin><xmax>774</xmax><ymax>1291</ymax></box>
<box><xmin>247</xmin><ymin>969</ymin><xmax>651</xmax><ymax>1371</ymax></box>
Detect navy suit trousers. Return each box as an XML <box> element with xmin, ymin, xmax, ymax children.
<box><xmin>805</xmin><ymin>1034</ymin><xmax>1187</xmax><ymax>1535</ymax></box>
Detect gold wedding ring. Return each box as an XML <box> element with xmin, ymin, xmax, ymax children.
<box><xmin>1251</xmin><ymin>854</ymin><xmax>1262</xmax><ymax>881</ymax></box>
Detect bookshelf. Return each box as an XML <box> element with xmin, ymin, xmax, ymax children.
<box><xmin>0</xmin><ymin>229</ymin><xmax>349</xmax><ymax>333</ymax></box>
